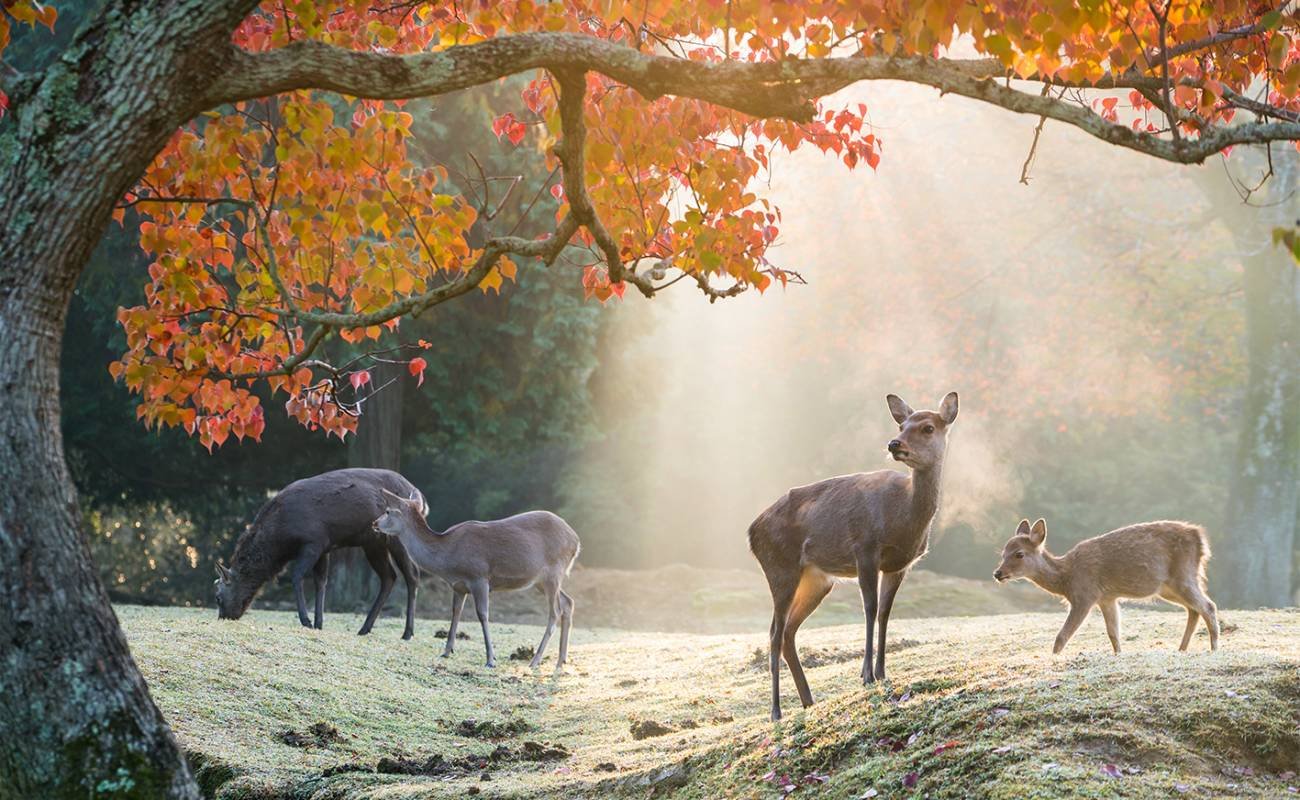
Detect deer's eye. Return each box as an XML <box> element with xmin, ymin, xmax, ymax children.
<box><xmin>1014</xmin><ymin>552</ymin><xmax>1024</xmax><ymax>559</ymax></box>
<box><xmin>923</xmin><ymin>424</ymin><xmax>935</xmax><ymax>434</ymax></box>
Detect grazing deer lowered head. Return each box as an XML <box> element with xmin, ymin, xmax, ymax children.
<box><xmin>373</xmin><ymin>490</ymin><xmax>581</xmax><ymax>671</ymax></box>
<box><xmin>749</xmin><ymin>391</ymin><xmax>958</xmax><ymax>721</ymax></box>
<box><xmin>994</xmin><ymin>518</ymin><xmax>1219</xmax><ymax>654</ymax></box>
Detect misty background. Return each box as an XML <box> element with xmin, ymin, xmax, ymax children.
<box><xmin>54</xmin><ymin>59</ymin><xmax>1296</xmax><ymax>613</ymax></box>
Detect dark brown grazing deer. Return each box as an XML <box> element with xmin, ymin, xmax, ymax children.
<box><xmin>215</xmin><ymin>468</ymin><xmax>421</xmax><ymax>639</ymax></box>
<box><xmin>372</xmin><ymin>490</ymin><xmax>581</xmax><ymax>671</ymax></box>
<box><xmin>993</xmin><ymin>518</ymin><xmax>1220</xmax><ymax>654</ymax></box>
<box><xmin>749</xmin><ymin>392</ymin><xmax>958</xmax><ymax>721</ymax></box>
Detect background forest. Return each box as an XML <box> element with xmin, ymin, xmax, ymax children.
<box><xmin>22</xmin><ymin>7</ymin><xmax>1296</xmax><ymax>615</ymax></box>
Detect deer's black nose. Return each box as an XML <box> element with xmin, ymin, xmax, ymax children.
<box><xmin>887</xmin><ymin>439</ymin><xmax>902</xmax><ymax>453</ymax></box>
<box><xmin>993</xmin><ymin>570</ymin><xmax>1005</xmax><ymax>582</ymax></box>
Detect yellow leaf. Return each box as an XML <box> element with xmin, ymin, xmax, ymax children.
<box><xmin>478</xmin><ymin>266</ymin><xmax>503</xmax><ymax>294</ymax></box>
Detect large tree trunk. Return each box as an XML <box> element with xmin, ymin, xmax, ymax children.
<box><xmin>1200</xmin><ymin>155</ymin><xmax>1300</xmax><ymax>608</ymax></box>
<box><xmin>1217</xmin><ymin>229</ymin><xmax>1300</xmax><ymax>607</ymax></box>
<box><xmin>0</xmin><ymin>2</ymin><xmax>255</xmax><ymax>795</ymax></box>
<box><xmin>334</xmin><ymin>363</ymin><xmax>407</xmax><ymax>610</ymax></box>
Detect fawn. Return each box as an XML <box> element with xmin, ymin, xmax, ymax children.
<box><xmin>994</xmin><ymin>518</ymin><xmax>1219</xmax><ymax>654</ymax></box>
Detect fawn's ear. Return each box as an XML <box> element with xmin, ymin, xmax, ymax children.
<box><xmin>1029</xmin><ymin>518</ymin><xmax>1047</xmax><ymax>546</ymax></box>
<box><xmin>939</xmin><ymin>392</ymin><xmax>959</xmax><ymax>425</ymax></box>
<box><xmin>1016</xmin><ymin>519</ymin><xmax>1032</xmax><ymax>537</ymax></box>
<box><xmin>886</xmin><ymin>394</ymin><xmax>914</xmax><ymax>425</ymax></box>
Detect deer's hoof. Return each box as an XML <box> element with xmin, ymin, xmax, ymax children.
<box><xmin>485</xmin><ymin>659</ymin><xmax>497</xmax><ymax>669</ymax></box>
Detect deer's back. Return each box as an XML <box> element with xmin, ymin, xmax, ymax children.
<box><xmin>442</xmin><ymin>510</ymin><xmax>579</xmax><ymax>588</ymax></box>
<box><xmin>750</xmin><ymin>471</ymin><xmax>910</xmax><ymax>577</ymax></box>
<box><xmin>1066</xmin><ymin>521</ymin><xmax>1207</xmax><ymax>598</ymax></box>
<box><xmin>274</xmin><ymin>468</ymin><xmax>420</xmax><ymax>547</ymax></box>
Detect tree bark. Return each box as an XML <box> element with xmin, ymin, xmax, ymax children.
<box><xmin>1200</xmin><ymin>155</ymin><xmax>1300</xmax><ymax>608</ymax></box>
<box><xmin>334</xmin><ymin>363</ymin><xmax>407</xmax><ymax>609</ymax></box>
<box><xmin>0</xmin><ymin>2</ymin><xmax>257</xmax><ymax>796</ymax></box>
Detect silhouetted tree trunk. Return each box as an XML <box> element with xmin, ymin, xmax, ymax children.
<box><xmin>1200</xmin><ymin>155</ymin><xmax>1300</xmax><ymax>608</ymax></box>
<box><xmin>0</xmin><ymin>2</ymin><xmax>256</xmax><ymax>796</ymax></box>
<box><xmin>333</xmin><ymin>363</ymin><xmax>407</xmax><ymax>610</ymax></box>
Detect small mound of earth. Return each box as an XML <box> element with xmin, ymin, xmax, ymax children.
<box><xmin>630</xmin><ymin>719</ymin><xmax>675</xmax><ymax>740</ymax></box>
<box><xmin>456</xmin><ymin>717</ymin><xmax>532</xmax><ymax>739</ymax></box>
<box><xmin>434</xmin><ymin>629</ymin><xmax>471</xmax><ymax>640</ymax></box>
<box><xmin>278</xmin><ymin>722</ymin><xmax>344</xmax><ymax>748</ymax></box>
<box><xmin>326</xmin><ymin>741</ymin><xmax>570</xmax><ymax>779</ymax></box>
<box><xmin>508</xmin><ymin>644</ymin><xmax>536</xmax><ymax>661</ymax></box>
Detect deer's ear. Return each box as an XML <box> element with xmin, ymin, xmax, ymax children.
<box><xmin>1016</xmin><ymin>519</ymin><xmax>1032</xmax><ymax>536</ymax></box>
<box><xmin>939</xmin><ymin>392</ymin><xmax>959</xmax><ymax>424</ymax></box>
<box><xmin>886</xmin><ymin>394</ymin><xmax>914</xmax><ymax>424</ymax></box>
<box><xmin>1030</xmin><ymin>518</ymin><xmax>1047</xmax><ymax>545</ymax></box>
<box><xmin>215</xmin><ymin>562</ymin><xmax>232</xmax><ymax>583</ymax></box>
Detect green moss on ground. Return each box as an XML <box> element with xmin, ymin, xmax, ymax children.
<box><xmin>117</xmin><ymin>605</ymin><xmax>1299</xmax><ymax>799</ymax></box>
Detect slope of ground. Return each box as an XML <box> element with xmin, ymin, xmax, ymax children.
<box><xmin>118</xmin><ymin>604</ymin><xmax>1299</xmax><ymax>799</ymax></box>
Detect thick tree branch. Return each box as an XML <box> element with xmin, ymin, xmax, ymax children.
<box><xmin>207</xmin><ymin>33</ymin><xmax>1300</xmax><ymax>166</ymax></box>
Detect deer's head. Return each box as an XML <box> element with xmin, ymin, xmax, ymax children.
<box><xmin>214</xmin><ymin>561</ymin><xmax>247</xmax><ymax>620</ymax></box>
<box><xmin>994</xmin><ymin>519</ymin><xmax>1048</xmax><ymax>583</ymax></box>
<box><xmin>885</xmin><ymin>392</ymin><xmax>958</xmax><ymax>470</ymax></box>
<box><xmin>374</xmin><ymin>488</ymin><xmax>442</xmax><ymax>539</ymax></box>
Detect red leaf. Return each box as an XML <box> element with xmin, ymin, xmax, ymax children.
<box><xmin>933</xmin><ymin>740</ymin><xmax>962</xmax><ymax>755</ymax></box>
<box><xmin>407</xmin><ymin>357</ymin><xmax>426</xmax><ymax>387</ymax></box>
<box><xmin>350</xmin><ymin>370</ymin><xmax>371</xmax><ymax>390</ymax></box>
<box><xmin>550</xmin><ymin>183</ymin><xmax>564</xmax><ymax>201</ymax></box>
<box><xmin>902</xmin><ymin>772</ymin><xmax>919</xmax><ymax>788</ymax></box>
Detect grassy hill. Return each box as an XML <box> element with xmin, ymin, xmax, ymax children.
<box><xmin>119</xmin><ymin>599</ymin><xmax>1299</xmax><ymax>799</ymax></box>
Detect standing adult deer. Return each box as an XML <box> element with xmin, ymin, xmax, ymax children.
<box><xmin>372</xmin><ymin>490</ymin><xmax>580</xmax><ymax>671</ymax></box>
<box><xmin>993</xmin><ymin>518</ymin><xmax>1220</xmax><ymax>654</ymax></box>
<box><xmin>749</xmin><ymin>392</ymin><xmax>958</xmax><ymax>721</ymax></box>
<box><xmin>214</xmin><ymin>468</ymin><xmax>422</xmax><ymax>639</ymax></box>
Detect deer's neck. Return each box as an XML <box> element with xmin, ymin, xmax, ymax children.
<box><xmin>395</xmin><ymin>527</ymin><xmax>450</xmax><ymax>574</ymax></box>
<box><xmin>1029</xmin><ymin>551</ymin><xmax>1071</xmax><ymax>597</ymax></box>
<box><xmin>908</xmin><ymin>462</ymin><xmax>943</xmax><ymax>529</ymax></box>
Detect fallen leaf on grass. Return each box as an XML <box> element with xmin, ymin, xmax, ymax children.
<box><xmin>1100</xmin><ymin>763</ymin><xmax>1122</xmax><ymax>779</ymax></box>
<box><xmin>902</xmin><ymin>772</ymin><xmax>919</xmax><ymax>788</ymax></box>
<box><xmin>933</xmin><ymin>740</ymin><xmax>962</xmax><ymax>755</ymax></box>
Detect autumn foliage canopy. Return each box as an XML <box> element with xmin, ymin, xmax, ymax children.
<box><xmin>3</xmin><ymin>0</ymin><xmax>1298</xmax><ymax>449</ymax></box>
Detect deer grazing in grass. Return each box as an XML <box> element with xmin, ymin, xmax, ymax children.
<box><xmin>215</xmin><ymin>468</ymin><xmax>422</xmax><ymax>639</ymax></box>
<box><xmin>749</xmin><ymin>392</ymin><xmax>958</xmax><ymax>721</ymax></box>
<box><xmin>372</xmin><ymin>490</ymin><xmax>581</xmax><ymax>671</ymax></box>
<box><xmin>994</xmin><ymin>518</ymin><xmax>1220</xmax><ymax>654</ymax></box>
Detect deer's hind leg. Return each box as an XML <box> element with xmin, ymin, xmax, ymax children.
<box><xmin>555</xmin><ymin>590</ymin><xmax>574</xmax><ymax>672</ymax></box>
<box><xmin>1163</xmin><ymin>583</ymin><xmax>1219</xmax><ymax>651</ymax></box>
<box><xmin>529</xmin><ymin>578</ymin><xmax>561</xmax><ymax>670</ymax></box>
<box><xmin>782</xmin><ymin>568</ymin><xmax>834</xmax><ymax>710</ymax></box>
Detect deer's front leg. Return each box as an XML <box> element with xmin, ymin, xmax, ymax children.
<box><xmin>856</xmin><ymin>556</ymin><xmax>880</xmax><ymax>685</ymax></box>
<box><xmin>874</xmin><ymin>569</ymin><xmax>907</xmax><ymax>681</ymax></box>
<box><xmin>1053</xmin><ymin>601</ymin><xmax>1092</xmax><ymax>655</ymax></box>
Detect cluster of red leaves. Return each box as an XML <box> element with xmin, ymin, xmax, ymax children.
<box><xmin>7</xmin><ymin>0</ymin><xmax>1287</xmax><ymax>449</ymax></box>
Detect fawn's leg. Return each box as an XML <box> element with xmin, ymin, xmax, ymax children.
<box><xmin>1099</xmin><ymin>599</ymin><xmax>1121</xmax><ymax>654</ymax></box>
<box><xmin>1053</xmin><ymin>601</ymin><xmax>1092</xmax><ymax>654</ymax></box>
<box><xmin>875</xmin><ymin>569</ymin><xmax>908</xmax><ymax>680</ymax></box>
<box><xmin>311</xmin><ymin>552</ymin><xmax>329</xmax><ymax>630</ymax></box>
<box><xmin>443</xmin><ymin>589</ymin><xmax>467</xmax><ymax>657</ymax></box>
<box><xmin>782</xmin><ymin>569</ymin><xmax>833</xmax><ymax>709</ymax></box>
<box><xmin>1179</xmin><ymin>607</ymin><xmax>1199</xmax><ymax>650</ymax></box>
<box><xmin>469</xmin><ymin>579</ymin><xmax>495</xmax><ymax>667</ymax></box>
